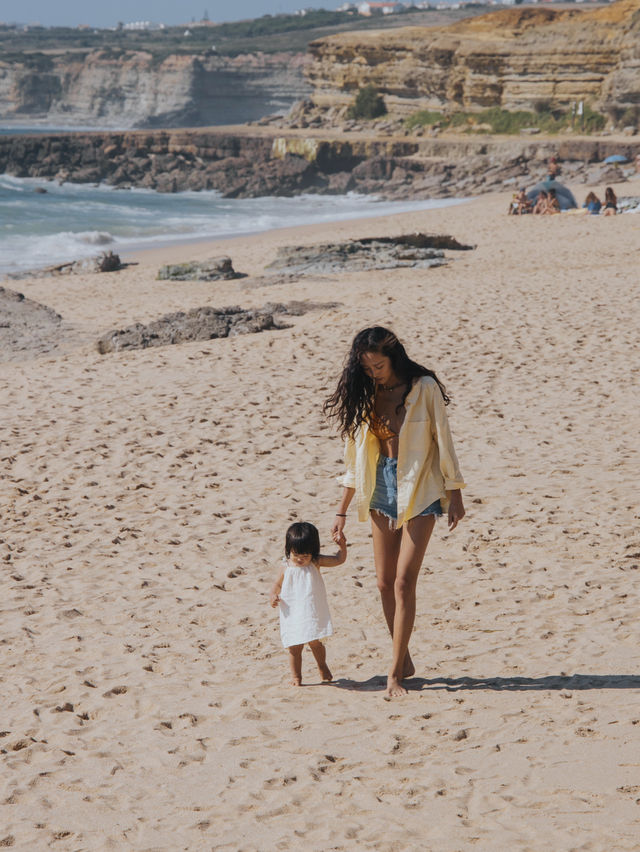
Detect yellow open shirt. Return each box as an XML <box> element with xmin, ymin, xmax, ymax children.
<box><xmin>341</xmin><ymin>376</ymin><xmax>465</xmax><ymax>528</ymax></box>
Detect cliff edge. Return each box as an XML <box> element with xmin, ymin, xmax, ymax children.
<box><xmin>0</xmin><ymin>51</ymin><xmax>310</xmax><ymax>129</ymax></box>
<box><xmin>306</xmin><ymin>0</ymin><xmax>640</xmax><ymax>116</ymax></box>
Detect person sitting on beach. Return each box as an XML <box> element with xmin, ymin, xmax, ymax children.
<box><xmin>583</xmin><ymin>191</ymin><xmax>602</xmax><ymax>215</ymax></box>
<box><xmin>324</xmin><ymin>327</ymin><xmax>465</xmax><ymax>697</ymax></box>
<box><xmin>533</xmin><ymin>190</ymin><xmax>549</xmax><ymax>215</ymax></box>
<box><xmin>602</xmin><ymin>186</ymin><xmax>617</xmax><ymax>216</ymax></box>
<box><xmin>508</xmin><ymin>188</ymin><xmax>532</xmax><ymax>215</ymax></box>
<box><xmin>545</xmin><ymin>188</ymin><xmax>561</xmax><ymax>214</ymax></box>
<box><xmin>270</xmin><ymin>521</ymin><xmax>347</xmax><ymax>686</ymax></box>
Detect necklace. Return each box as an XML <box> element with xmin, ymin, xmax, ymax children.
<box><xmin>378</xmin><ymin>380</ymin><xmax>406</xmax><ymax>392</ymax></box>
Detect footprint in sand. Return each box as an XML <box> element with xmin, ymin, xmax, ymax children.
<box><xmin>102</xmin><ymin>686</ymin><xmax>128</xmax><ymax>698</ymax></box>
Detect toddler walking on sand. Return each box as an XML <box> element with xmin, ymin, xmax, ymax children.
<box><xmin>270</xmin><ymin>521</ymin><xmax>347</xmax><ymax>686</ymax></box>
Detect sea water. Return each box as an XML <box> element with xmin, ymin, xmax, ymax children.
<box><xmin>0</xmin><ymin>174</ymin><xmax>466</xmax><ymax>275</ymax></box>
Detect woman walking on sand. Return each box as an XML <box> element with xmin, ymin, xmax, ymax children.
<box><xmin>324</xmin><ymin>327</ymin><xmax>466</xmax><ymax>697</ymax></box>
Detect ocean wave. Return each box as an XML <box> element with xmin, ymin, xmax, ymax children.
<box><xmin>0</xmin><ymin>176</ymin><xmax>468</xmax><ymax>274</ymax></box>
<box><xmin>76</xmin><ymin>231</ymin><xmax>114</xmax><ymax>245</ymax></box>
<box><xmin>0</xmin><ymin>231</ymin><xmax>115</xmax><ymax>274</ymax></box>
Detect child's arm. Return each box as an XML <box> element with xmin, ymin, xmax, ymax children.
<box><xmin>317</xmin><ymin>531</ymin><xmax>347</xmax><ymax>568</ymax></box>
<box><xmin>270</xmin><ymin>570</ymin><xmax>285</xmax><ymax>607</ymax></box>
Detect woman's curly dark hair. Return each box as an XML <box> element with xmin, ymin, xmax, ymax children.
<box><xmin>323</xmin><ymin>326</ymin><xmax>449</xmax><ymax>438</ymax></box>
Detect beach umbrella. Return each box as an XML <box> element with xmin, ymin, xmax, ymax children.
<box><xmin>526</xmin><ymin>179</ymin><xmax>577</xmax><ymax>210</ymax></box>
<box><xmin>603</xmin><ymin>154</ymin><xmax>627</xmax><ymax>164</ymax></box>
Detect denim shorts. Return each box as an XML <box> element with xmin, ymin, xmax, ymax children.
<box><xmin>369</xmin><ymin>455</ymin><xmax>442</xmax><ymax>525</ymax></box>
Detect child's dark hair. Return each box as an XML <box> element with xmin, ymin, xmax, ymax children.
<box><xmin>285</xmin><ymin>522</ymin><xmax>320</xmax><ymax>562</ymax></box>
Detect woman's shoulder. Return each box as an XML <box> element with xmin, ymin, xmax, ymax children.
<box><xmin>412</xmin><ymin>375</ymin><xmax>438</xmax><ymax>392</ymax></box>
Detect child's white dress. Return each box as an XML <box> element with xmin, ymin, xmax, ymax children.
<box><xmin>279</xmin><ymin>558</ymin><xmax>333</xmax><ymax>648</ymax></box>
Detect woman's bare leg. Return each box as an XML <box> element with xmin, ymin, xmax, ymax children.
<box><xmin>386</xmin><ymin>514</ymin><xmax>436</xmax><ymax>697</ymax></box>
<box><xmin>287</xmin><ymin>644</ymin><xmax>304</xmax><ymax>686</ymax></box>
<box><xmin>309</xmin><ymin>639</ymin><xmax>332</xmax><ymax>682</ymax></box>
<box><xmin>370</xmin><ymin>511</ymin><xmax>415</xmax><ymax>678</ymax></box>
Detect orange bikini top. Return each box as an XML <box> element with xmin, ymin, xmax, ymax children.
<box><xmin>369</xmin><ymin>411</ymin><xmax>397</xmax><ymax>442</ymax></box>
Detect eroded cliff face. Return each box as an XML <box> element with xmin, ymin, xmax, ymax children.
<box><xmin>0</xmin><ymin>50</ymin><xmax>310</xmax><ymax>128</ymax></box>
<box><xmin>306</xmin><ymin>0</ymin><xmax>640</xmax><ymax>114</ymax></box>
<box><xmin>2</xmin><ymin>127</ymin><xmax>638</xmax><ymax>201</ymax></box>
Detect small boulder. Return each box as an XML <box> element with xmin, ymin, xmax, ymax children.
<box><xmin>97</xmin><ymin>251</ymin><xmax>122</xmax><ymax>272</ymax></box>
<box><xmin>156</xmin><ymin>257</ymin><xmax>245</xmax><ymax>282</ymax></box>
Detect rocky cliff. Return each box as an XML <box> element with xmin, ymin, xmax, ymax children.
<box><xmin>1</xmin><ymin>128</ymin><xmax>638</xmax><ymax>200</ymax></box>
<box><xmin>306</xmin><ymin>0</ymin><xmax>640</xmax><ymax>116</ymax></box>
<box><xmin>0</xmin><ymin>50</ymin><xmax>310</xmax><ymax>128</ymax></box>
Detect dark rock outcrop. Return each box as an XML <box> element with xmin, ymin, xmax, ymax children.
<box><xmin>265</xmin><ymin>233</ymin><xmax>474</xmax><ymax>275</ymax></box>
<box><xmin>97</xmin><ymin>300</ymin><xmax>338</xmax><ymax>354</ymax></box>
<box><xmin>1</xmin><ymin>128</ymin><xmax>639</xmax><ymax>202</ymax></box>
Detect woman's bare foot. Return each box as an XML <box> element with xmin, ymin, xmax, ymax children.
<box><xmin>403</xmin><ymin>652</ymin><xmax>415</xmax><ymax>679</ymax></box>
<box><xmin>386</xmin><ymin>675</ymin><xmax>408</xmax><ymax>698</ymax></box>
<box><xmin>318</xmin><ymin>663</ymin><xmax>333</xmax><ymax>682</ymax></box>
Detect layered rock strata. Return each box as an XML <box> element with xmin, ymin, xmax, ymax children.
<box><xmin>1</xmin><ymin>129</ymin><xmax>639</xmax><ymax>201</ymax></box>
<box><xmin>0</xmin><ymin>50</ymin><xmax>310</xmax><ymax>128</ymax></box>
<box><xmin>306</xmin><ymin>0</ymin><xmax>640</xmax><ymax>115</ymax></box>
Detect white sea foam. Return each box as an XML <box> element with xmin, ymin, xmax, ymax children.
<box><xmin>0</xmin><ymin>175</ymin><xmax>468</xmax><ymax>274</ymax></box>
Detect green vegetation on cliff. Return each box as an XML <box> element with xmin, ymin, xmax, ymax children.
<box><xmin>405</xmin><ymin>105</ymin><xmax>607</xmax><ymax>135</ymax></box>
<box><xmin>348</xmin><ymin>86</ymin><xmax>388</xmax><ymax>120</ymax></box>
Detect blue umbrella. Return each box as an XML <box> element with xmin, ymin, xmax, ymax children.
<box><xmin>604</xmin><ymin>154</ymin><xmax>627</xmax><ymax>164</ymax></box>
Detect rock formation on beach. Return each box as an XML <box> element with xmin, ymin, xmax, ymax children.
<box><xmin>265</xmin><ymin>233</ymin><xmax>473</xmax><ymax>275</ymax></box>
<box><xmin>96</xmin><ymin>301</ymin><xmax>337</xmax><ymax>354</ymax></box>
<box><xmin>0</xmin><ymin>286</ymin><xmax>66</xmax><ymax>361</ymax></box>
<box><xmin>306</xmin><ymin>0</ymin><xmax>640</xmax><ymax>117</ymax></box>
<box><xmin>157</xmin><ymin>257</ymin><xmax>245</xmax><ymax>282</ymax></box>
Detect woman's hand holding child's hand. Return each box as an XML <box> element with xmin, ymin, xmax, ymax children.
<box><xmin>270</xmin><ymin>589</ymin><xmax>281</xmax><ymax>608</ymax></box>
<box><xmin>332</xmin><ymin>529</ymin><xmax>346</xmax><ymax>547</ymax></box>
<box><xmin>331</xmin><ymin>516</ymin><xmax>346</xmax><ymax>538</ymax></box>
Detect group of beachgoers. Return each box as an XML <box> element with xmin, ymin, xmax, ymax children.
<box><xmin>509</xmin><ymin>186</ymin><xmax>618</xmax><ymax>216</ymax></box>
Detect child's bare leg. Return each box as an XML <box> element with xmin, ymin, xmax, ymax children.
<box><xmin>287</xmin><ymin>644</ymin><xmax>304</xmax><ymax>686</ymax></box>
<box><xmin>309</xmin><ymin>640</ymin><xmax>332</xmax><ymax>682</ymax></box>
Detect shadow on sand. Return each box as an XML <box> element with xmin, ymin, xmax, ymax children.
<box><xmin>332</xmin><ymin>674</ymin><xmax>640</xmax><ymax>693</ymax></box>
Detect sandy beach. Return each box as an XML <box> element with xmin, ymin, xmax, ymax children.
<box><xmin>2</xmin><ymin>177</ymin><xmax>640</xmax><ymax>851</ymax></box>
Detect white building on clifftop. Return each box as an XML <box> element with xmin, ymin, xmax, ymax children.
<box><xmin>357</xmin><ymin>1</ymin><xmax>400</xmax><ymax>15</ymax></box>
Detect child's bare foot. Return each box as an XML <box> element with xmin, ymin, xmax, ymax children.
<box><xmin>287</xmin><ymin>644</ymin><xmax>303</xmax><ymax>687</ymax></box>
<box><xmin>318</xmin><ymin>663</ymin><xmax>333</xmax><ymax>682</ymax></box>
<box><xmin>309</xmin><ymin>640</ymin><xmax>332</xmax><ymax>682</ymax></box>
<box><xmin>403</xmin><ymin>652</ymin><xmax>415</xmax><ymax>679</ymax></box>
<box><xmin>386</xmin><ymin>675</ymin><xmax>408</xmax><ymax>698</ymax></box>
